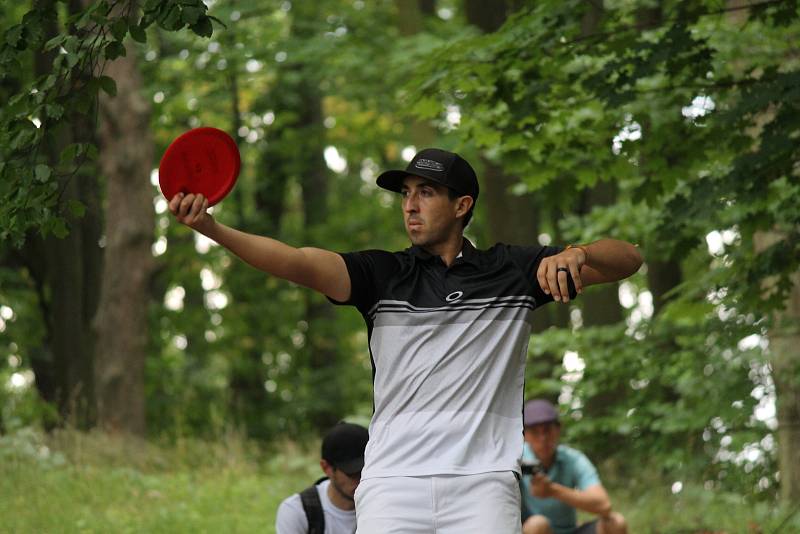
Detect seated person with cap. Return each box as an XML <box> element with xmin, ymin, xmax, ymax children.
<box><xmin>276</xmin><ymin>422</ymin><xmax>368</xmax><ymax>534</ymax></box>
<box><xmin>520</xmin><ymin>399</ymin><xmax>627</xmax><ymax>534</ymax></box>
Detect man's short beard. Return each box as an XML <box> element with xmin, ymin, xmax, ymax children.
<box><xmin>331</xmin><ymin>478</ymin><xmax>355</xmax><ymax>502</ymax></box>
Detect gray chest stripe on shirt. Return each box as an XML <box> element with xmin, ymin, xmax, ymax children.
<box><xmin>373</xmin><ymin>304</ymin><xmax>534</xmax><ymax>327</ymax></box>
<box><xmin>368</xmin><ymin>295</ymin><xmax>538</xmax><ymax>321</ymax></box>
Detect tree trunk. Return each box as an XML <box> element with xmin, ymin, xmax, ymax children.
<box><xmin>575</xmin><ymin>160</ymin><xmax>631</xmax><ymax>461</ymax></box>
<box><xmin>464</xmin><ymin>0</ymin><xmax>510</xmax><ymax>32</ymax></box>
<box><xmin>395</xmin><ymin>0</ymin><xmax>437</xmax><ymax>148</ymax></box>
<box><xmin>297</xmin><ymin>77</ymin><xmax>342</xmax><ymax>431</ymax></box>
<box><xmin>771</xmin><ymin>276</ymin><xmax>800</xmax><ymax>504</ymax></box>
<box><xmin>20</xmin><ymin>0</ymin><xmax>103</xmax><ymax>427</ymax></box>
<box><xmin>755</xmin><ymin>232</ymin><xmax>800</xmax><ymax>504</ymax></box>
<box><xmin>647</xmin><ymin>259</ymin><xmax>681</xmax><ymax>315</ymax></box>
<box><xmin>225</xmin><ymin>28</ymin><xmax>247</xmax><ymax>227</ymax></box>
<box><xmin>92</xmin><ymin>32</ymin><xmax>155</xmax><ymax>435</ymax></box>
<box><xmin>578</xmin><ymin>177</ymin><xmax>622</xmax><ymax>326</ymax></box>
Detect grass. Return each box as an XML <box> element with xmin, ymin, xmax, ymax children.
<box><xmin>603</xmin><ymin>482</ymin><xmax>798</xmax><ymax>534</ymax></box>
<box><xmin>1</xmin><ymin>427</ymin><xmax>798</xmax><ymax>533</ymax></box>
<box><xmin>1</xmin><ymin>428</ymin><xmax>318</xmax><ymax>534</ymax></box>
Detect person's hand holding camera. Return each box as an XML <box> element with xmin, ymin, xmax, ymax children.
<box><xmin>530</xmin><ymin>472</ymin><xmax>554</xmax><ymax>498</ymax></box>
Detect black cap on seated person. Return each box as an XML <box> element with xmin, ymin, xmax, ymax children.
<box><xmin>376</xmin><ymin>148</ymin><xmax>479</xmax><ymax>203</ymax></box>
<box><xmin>322</xmin><ymin>422</ymin><xmax>369</xmax><ymax>475</ymax></box>
<box><xmin>523</xmin><ymin>399</ymin><xmax>560</xmax><ymax>427</ymax></box>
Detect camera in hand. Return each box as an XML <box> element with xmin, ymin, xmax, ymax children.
<box><xmin>520</xmin><ymin>459</ymin><xmax>543</xmax><ymax>476</ymax></box>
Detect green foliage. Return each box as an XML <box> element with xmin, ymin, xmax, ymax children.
<box><xmin>405</xmin><ymin>0</ymin><xmax>799</xmax><ymax>501</ymax></box>
<box><xmin>136</xmin><ymin>0</ymin><xmax>413</xmax><ymax>440</ymax></box>
<box><xmin>0</xmin><ymin>0</ymin><xmax>218</xmax><ymax>247</ymax></box>
<box><xmin>529</xmin><ymin>308</ymin><xmax>777</xmax><ymax>496</ymax></box>
<box><xmin>408</xmin><ymin>0</ymin><xmax>800</xmax><ymax>308</ymax></box>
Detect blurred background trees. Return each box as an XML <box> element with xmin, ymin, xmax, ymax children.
<box><xmin>1</xmin><ymin>0</ymin><xmax>798</xmax><ymax>508</ymax></box>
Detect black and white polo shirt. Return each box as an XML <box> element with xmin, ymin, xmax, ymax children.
<box><xmin>331</xmin><ymin>239</ymin><xmax>573</xmax><ymax>479</ymax></box>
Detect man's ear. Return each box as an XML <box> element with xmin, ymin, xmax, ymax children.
<box><xmin>455</xmin><ymin>195</ymin><xmax>474</xmax><ymax>218</ymax></box>
<box><xmin>320</xmin><ymin>459</ymin><xmax>335</xmax><ymax>477</ymax></box>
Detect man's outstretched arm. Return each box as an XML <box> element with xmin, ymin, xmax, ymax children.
<box><xmin>170</xmin><ymin>192</ymin><xmax>351</xmax><ymax>302</ymax></box>
<box><xmin>537</xmin><ymin>238</ymin><xmax>643</xmax><ymax>303</ymax></box>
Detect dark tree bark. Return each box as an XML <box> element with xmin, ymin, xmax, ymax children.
<box><xmin>463</xmin><ymin>0</ymin><xmax>510</xmax><ymax>32</ymax></box>
<box><xmin>92</xmin><ymin>30</ymin><xmax>155</xmax><ymax>435</ymax></box>
<box><xmin>770</xmin><ymin>271</ymin><xmax>800</xmax><ymax>504</ymax></box>
<box><xmin>19</xmin><ymin>0</ymin><xmax>103</xmax><ymax>428</ymax></box>
<box><xmin>418</xmin><ymin>0</ymin><xmax>436</xmax><ymax>16</ymax></box>
<box><xmin>296</xmin><ymin>62</ymin><xmax>342</xmax><ymax>432</ymax></box>
<box><xmin>395</xmin><ymin>0</ymin><xmax>437</xmax><ymax>148</ymax></box>
<box><xmin>753</xmin><ymin>218</ymin><xmax>800</xmax><ymax>505</ymax></box>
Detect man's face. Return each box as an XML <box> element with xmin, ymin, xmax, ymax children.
<box><xmin>523</xmin><ymin>421</ymin><xmax>561</xmax><ymax>465</ymax></box>
<box><xmin>401</xmin><ymin>176</ymin><xmax>463</xmax><ymax>247</ymax></box>
<box><xmin>329</xmin><ymin>466</ymin><xmax>361</xmax><ymax>501</ymax></box>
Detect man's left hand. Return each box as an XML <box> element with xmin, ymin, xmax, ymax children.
<box><xmin>536</xmin><ymin>247</ymin><xmax>586</xmax><ymax>303</ymax></box>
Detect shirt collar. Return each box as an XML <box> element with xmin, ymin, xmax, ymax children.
<box><xmin>408</xmin><ymin>238</ymin><xmax>478</xmax><ymax>265</ymax></box>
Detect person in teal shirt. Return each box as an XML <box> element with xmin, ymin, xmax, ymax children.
<box><xmin>520</xmin><ymin>399</ymin><xmax>627</xmax><ymax>534</ymax></box>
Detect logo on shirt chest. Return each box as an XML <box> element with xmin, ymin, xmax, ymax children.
<box><xmin>445</xmin><ymin>290</ymin><xmax>463</xmax><ymax>302</ymax></box>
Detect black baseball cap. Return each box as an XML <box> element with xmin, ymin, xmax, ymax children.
<box><xmin>376</xmin><ymin>148</ymin><xmax>479</xmax><ymax>202</ymax></box>
<box><xmin>321</xmin><ymin>422</ymin><xmax>369</xmax><ymax>474</ymax></box>
<box><xmin>523</xmin><ymin>399</ymin><xmax>560</xmax><ymax>427</ymax></box>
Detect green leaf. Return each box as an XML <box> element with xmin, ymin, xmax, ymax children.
<box><xmin>73</xmin><ymin>91</ymin><xmax>95</xmax><ymax>114</ymax></box>
<box><xmin>98</xmin><ymin>75</ymin><xmax>117</xmax><ymax>96</ymax></box>
<box><xmin>60</xmin><ymin>144</ymin><xmax>80</xmax><ymax>165</ymax></box>
<box><xmin>66</xmin><ymin>52</ymin><xmax>79</xmax><ymax>69</ymax></box>
<box><xmin>10</xmin><ymin>127</ymin><xmax>36</xmax><ymax>151</ymax></box>
<box><xmin>142</xmin><ymin>0</ymin><xmax>161</xmax><ymax>14</ymax></box>
<box><xmin>40</xmin><ymin>74</ymin><xmax>58</xmax><ymax>91</ymax></box>
<box><xmin>160</xmin><ymin>4</ymin><xmax>182</xmax><ymax>31</ymax></box>
<box><xmin>68</xmin><ymin>199</ymin><xmax>86</xmax><ymax>218</ymax></box>
<box><xmin>181</xmin><ymin>6</ymin><xmax>202</xmax><ymax>25</ymax></box>
<box><xmin>190</xmin><ymin>16</ymin><xmax>213</xmax><ymax>38</ymax></box>
<box><xmin>50</xmin><ymin>217</ymin><xmax>69</xmax><ymax>239</ymax></box>
<box><xmin>130</xmin><ymin>24</ymin><xmax>147</xmax><ymax>43</ymax></box>
<box><xmin>34</xmin><ymin>164</ymin><xmax>51</xmax><ymax>182</ymax></box>
<box><xmin>84</xmin><ymin>143</ymin><xmax>99</xmax><ymax>161</ymax></box>
<box><xmin>45</xmin><ymin>103</ymin><xmax>64</xmax><ymax>120</ymax></box>
<box><xmin>111</xmin><ymin>19</ymin><xmax>128</xmax><ymax>41</ymax></box>
<box><xmin>5</xmin><ymin>24</ymin><xmax>23</xmax><ymax>47</ymax></box>
<box><xmin>207</xmin><ymin>15</ymin><xmax>227</xmax><ymax>30</ymax></box>
<box><xmin>104</xmin><ymin>41</ymin><xmax>126</xmax><ymax>60</ymax></box>
<box><xmin>44</xmin><ymin>34</ymin><xmax>67</xmax><ymax>51</ymax></box>
<box><xmin>63</xmin><ymin>35</ymin><xmax>79</xmax><ymax>54</ymax></box>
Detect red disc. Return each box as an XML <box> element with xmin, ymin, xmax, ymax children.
<box><xmin>158</xmin><ymin>127</ymin><xmax>241</xmax><ymax>206</ymax></box>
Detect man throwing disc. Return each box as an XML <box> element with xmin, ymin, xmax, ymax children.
<box><xmin>169</xmin><ymin>148</ymin><xmax>642</xmax><ymax>533</ymax></box>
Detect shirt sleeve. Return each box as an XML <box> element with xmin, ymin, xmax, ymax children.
<box><xmin>506</xmin><ymin>244</ymin><xmax>577</xmax><ymax>303</ymax></box>
<box><xmin>275</xmin><ymin>494</ymin><xmax>308</xmax><ymax>534</ymax></box>
<box><xmin>572</xmin><ymin>450</ymin><xmax>601</xmax><ymax>490</ymax></box>
<box><xmin>327</xmin><ymin>249</ymin><xmax>398</xmax><ymax>314</ymax></box>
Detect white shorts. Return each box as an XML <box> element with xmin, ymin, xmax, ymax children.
<box><xmin>354</xmin><ymin>471</ymin><xmax>521</xmax><ymax>534</ymax></box>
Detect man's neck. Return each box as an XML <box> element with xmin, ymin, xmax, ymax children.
<box><xmin>540</xmin><ymin>448</ymin><xmax>558</xmax><ymax>470</ymax></box>
<box><xmin>422</xmin><ymin>234</ymin><xmax>464</xmax><ymax>267</ymax></box>
<box><xmin>326</xmin><ymin>481</ymin><xmax>355</xmax><ymax>511</ymax></box>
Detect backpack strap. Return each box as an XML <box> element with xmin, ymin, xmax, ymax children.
<box><xmin>300</xmin><ymin>477</ymin><xmax>328</xmax><ymax>534</ymax></box>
